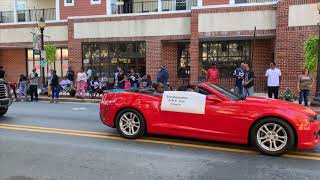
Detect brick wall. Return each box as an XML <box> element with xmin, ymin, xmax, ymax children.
<box><xmin>203</xmin><ymin>0</ymin><xmax>229</xmax><ymax>6</ymax></box>
<box><xmin>275</xmin><ymin>0</ymin><xmax>317</xmax><ymax>96</ymax></box>
<box><xmin>60</xmin><ymin>0</ymin><xmax>106</xmax><ymax>20</ymax></box>
<box><xmin>0</xmin><ymin>49</ymin><xmax>26</xmax><ymax>82</ymax></box>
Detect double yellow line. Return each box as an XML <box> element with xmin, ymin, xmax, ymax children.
<box><xmin>0</xmin><ymin>123</ymin><xmax>319</xmax><ymax>161</ymax></box>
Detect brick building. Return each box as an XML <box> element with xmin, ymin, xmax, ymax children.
<box><xmin>0</xmin><ymin>0</ymin><xmax>318</xmax><ymax>93</ymax></box>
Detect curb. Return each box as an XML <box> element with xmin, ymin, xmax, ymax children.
<box><xmin>37</xmin><ymin>97</ymin><xmax>101</xmax><ymax>103</ymax></box>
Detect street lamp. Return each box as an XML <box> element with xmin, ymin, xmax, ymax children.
<box><xmin>37</xmin><ymin>17</ymin><xmax>46</xmax><ymax>87</ymax></box>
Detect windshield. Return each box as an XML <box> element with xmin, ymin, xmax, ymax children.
<box><xmin>208</xmin><ymin>83</ymin><xmax>243</xmax><ymax>101</ymax></box>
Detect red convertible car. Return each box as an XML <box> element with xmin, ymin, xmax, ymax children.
<box><xmin>100</xmin><ymin>83</ymin><xmax>320</xmax><ymax>156</ymax></box>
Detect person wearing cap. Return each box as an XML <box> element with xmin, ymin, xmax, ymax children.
<box><xmin>157</xmin><ymin>65</ymin><xmax>169</xmax><ymax>90</ymax></box>
<box><xmin>207</xmin><ymin>63</ymin><xmax>220</xmax><ymax>84</ymax></box>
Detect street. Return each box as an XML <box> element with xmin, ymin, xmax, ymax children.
<box><xmin>0</xmin><ymin>102</ymin><xmax>319</xmax><ymax>180</ymax></box>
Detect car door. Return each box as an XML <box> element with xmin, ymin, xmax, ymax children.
<box><xmin>204</xmin><ymin>94</ymin><xmax>248</xmax><ymax>143</ymax></box>
<box><xmin>159</xmin><ymin>91</ymin><xmax>206</xmax><ymax>136</ymax></box>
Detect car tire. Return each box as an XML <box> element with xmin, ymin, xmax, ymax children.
<box><xmin>115</xmin><ymin>108</ymin><xmax>146</xmax><ymax>139</ymax></box>
<box><xmin>0</xmin><ymin>107</ymin><xmax>8</xmax><ymax>117</ymax></box>
<box><xmin>250</xmin><ymin>118</ymin><xmax>295</xmax><ymax>156</ymax></box>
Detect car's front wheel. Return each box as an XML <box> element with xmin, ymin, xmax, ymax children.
<box><xmin>115</xmin><ymin>109</ymin><xmax>146</xmax><ymax>139</ymax></box>
<box><xmin>251</xmin><ymin>118</ymin><xmax>295</xmax><ymax>156</ymax></box>
<box><xmin>0</xmin><ymin>107</ymin><xmax>8</xmax><ymax>117</ymax></box>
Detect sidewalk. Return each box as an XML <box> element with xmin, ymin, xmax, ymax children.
<box><xmin>37</xmin><ymin>95</ymin><xmax>101</xmax><ymax>103</ymax></box>
<box><xmin>35</xmin><ymin>93</ymin><xmax>320</xmax><ymax>113</ymax></box>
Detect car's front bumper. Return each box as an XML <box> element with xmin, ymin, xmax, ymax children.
<box><xmin>297</xmin><ymin>121</ymin><xmax>320</xmax><ymax>150</ymax></box>
<box><xmin>0</xmin><ymin>98</ymin><xmax>12</xmax><ymax>108</ymax></box>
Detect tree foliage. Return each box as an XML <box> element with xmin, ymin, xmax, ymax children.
<box><xmin>304</xmin><ymin>36</ymin><xmax>319</xmax><ymax>73</ymax></box>
<box><xmin>45</xmin><ymin>44</ymin><xmax>56</xmax><ymax>65</ymax></box>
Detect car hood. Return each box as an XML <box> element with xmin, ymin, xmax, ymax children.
<box><xmin>244</xmin><ymin>96</ymin><xmax>316</xmax><ymax>116</ymax></box>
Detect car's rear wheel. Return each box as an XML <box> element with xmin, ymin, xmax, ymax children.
<box><xmin>251</xmin><ymin>118</ymin><xmax>295</xmax><ymax>156</ymax></box>
<box><xmin>116</xmin><ymin>108</ymin><xmax>146</xmax><ymax>139</ymax></box>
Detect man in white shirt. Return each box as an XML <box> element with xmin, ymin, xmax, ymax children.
<box><xmin>265</xmin><ymin>62</ymin><xmax>282</xmax><ymax>99</ymax></box>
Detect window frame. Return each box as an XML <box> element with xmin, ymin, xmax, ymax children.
<box><xmin>64</xmin><ymin>0</ymin><xmax>74</xmax><ymax>7</ymax></box>
<box><xmin>90</xmin><ymin>0</ymin><xmax>101</xmax><ymax>5</ymax></box>
<box><xmin>200</xmin><ymin>40</ymin><xmax>251</xmax><ymax>78</ymax></box>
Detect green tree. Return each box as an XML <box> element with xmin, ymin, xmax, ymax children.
<box><xmin>45</xmin><ymin>44</ymin><xmax>56</xmax><ymax>65</ymax></box>
<box><xmin>304</xmin><ymin>36</ymin><xmax>319</xmax><ymax>73</ymax></box>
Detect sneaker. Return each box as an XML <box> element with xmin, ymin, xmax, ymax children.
<box><xmin>50</xmin><ymin>100</ymin><xmax>54</xmax><ymax>103</ymax></box>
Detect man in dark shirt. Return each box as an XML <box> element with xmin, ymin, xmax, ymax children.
<box><xmin>66</xmin><ymin>66</ymin><xmax>75</xmax><ymax>88</ymax></box>
<box><xmin>0</xmin><ymin>66</ymin><xmax>5</xmax><ymax>79</ymax></box>
<box><xmin>243</xmin><ymin>63</ymin><xmax>255</xmax><ymax>97</ymax></box>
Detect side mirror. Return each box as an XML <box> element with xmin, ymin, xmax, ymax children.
<box><xmin>206</xmin><ymin>95</ymin><xmax>222</xmax><ymax>102</ymax></box>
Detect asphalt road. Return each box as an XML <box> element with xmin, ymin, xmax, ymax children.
<box><xmin>0</xmin><ymin>102</ymin><xmax>319</xmax><ymax>180</ymax></box>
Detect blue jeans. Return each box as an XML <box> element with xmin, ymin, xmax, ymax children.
<box><xmin>299</xmin><ymin>90</ymin><xmax>309</xmax><ymax>106</ymax></box>
<box><xmin>235</xmin><ymin>84</ymin><xmax>243</xmax><ymax>96</ymax></box>
<box><xmin>51</xmin><ymin>86</ymin><xmax>59</xmax><ymax>99</ymax></box>
<box><xmin>244</xmin><ymin>86</ymin><xmax>254</xmax><ymax>97</ymax></box>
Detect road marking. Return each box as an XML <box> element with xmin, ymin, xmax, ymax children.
<box><xmin>0</xmin><ymin>123</ymin><xmax>319</xmax><ymax>161</ymax></box>
<box><xmin>72</xmin><ymin>108</ymin><xmax>87</xmax><ymax>111</ymax></box>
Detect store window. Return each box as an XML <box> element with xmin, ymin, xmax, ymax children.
<box><xmin>177</xmin><ymin>43</ymin><xmax>190</xmax><ymax>78</ymax></box>
<box><xmin>64</xmin><ymin>0</ymin><xmax>74</xmax><ymax>6</ymax></box>
<box><xmin>27</xmin><ymin>48</ymin><xmax>68</xmax><ymax>77</ymax></box>
<box><xmin>82</xmin><ymin>42</ymin><xmax>146</xmax><ymax>79</ymax></box>
<box><xmin>91</xmin><ymin>0</ymin><xmax>101</xmax><ymax>4</ymax></box>
<box><xmin>200</xmin><ymin>41</ymin><xmax>250</xmax><ymax>77</ymax></box>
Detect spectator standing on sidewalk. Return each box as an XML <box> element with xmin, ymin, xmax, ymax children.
<box><xmin>18</xmin><ymin>74</ymin><xmax>29</xmax><ymax>101</ymax></box>
<box><xmin>67</xmin><ymin>66</ymin><xmax>75</xmax><ymax>88</ymax></box>
<box><xmin>28</xmin><ymin>68</ymin><xmax>39</xmax><ymax>102</ymax></box>
<box><xmin>207</xmin><ymin>63</ymin><xmax>220</xmax><ymax>84</ymax></box>
<box><xmin>233</xmin><ymin>63</ymin><xmax>244</xmax><ymax>96</ymax></box>
<box><xmin>243</xmin><ymin>64</ymin><xmax>255</xmax><ymax>97</ymax></box>
<box><xmin>76</xmin><ymin>68</ymin><xmax>87</xmax><ymax>99</ymax></box>
<box><xmin>0</xmin><ymin>66</ymin><xmax>6</xmax><ymax>79</ymax></box>
<box><xmin>266</xmin><ymin>62</ymin><xmax>282</xmax><ymax>99</ymax></box>
<box><xmin>50</xmin><ymin>70</ymin><xmax>59</xmax><ymax>103</ymax></box>
<box><xmin>129</xmin><ymin>68</ymin><xmax>140</xmax><ymax>89</ymax></box>
<box><xmin>297</xmin><ymin>68</ymin><xmax>313</xmax><ymax>106</ymax></box>
<box><xmin>157</xmin><ymin>65</ymin><xmax>169</xmax><ymax>90</ymax></box>
<box><xmin>117</xmin><ymin>68</ymin><xmax>125</xmax><ymax>89</ymax></box>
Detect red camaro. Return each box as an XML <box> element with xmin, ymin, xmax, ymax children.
<box><xmin>100</xmin><ymin>83</ymin><xmax>320</xmax><ymax>156</ymax></box>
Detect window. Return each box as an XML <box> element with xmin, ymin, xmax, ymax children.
<box><xmin>91</xmin><ymin>0</ymin><xmax>101</xmax><ymax>5</ymax></box>
<box><xmin>82</xmin><ymin>42</ymin><xmax>146</xmax><ymax>79</ymax></box>
<box><xmin>177</xmin><ymin>43</ymin><xmax>190</xmax><ymax>79</ymax></box>
<box><xmin>64</xmin><ymin>0</ymin><xmax>74</xmax><ymax>6</ymax></box>
<box><xmin>27</xmin><ymin>48</ymin><xmax>69</xmax><ymax>77</ymax></box>
<box><xmin>200</xmin><ymin>41</ymin><xmax>250</xmax><ymax>78</ymax></box>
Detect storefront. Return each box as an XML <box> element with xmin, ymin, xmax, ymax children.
<box><xmin>27</xmin><ymin>48</ymin><xmax>69</xmax><ymax>77</ymax></box>
<box><xmin>199</xmin><ymin>40</ymin><xmax>251</xmax><ymax>79</ymax></box>
<box><xmin>82</xmin><ymin>42</ymin><xmax>146</xmax><ymax>79</ymax></box>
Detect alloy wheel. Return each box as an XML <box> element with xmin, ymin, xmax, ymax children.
<box><xmin>256</xmin><ymin>123</ymin><xmax>288</xmax><ymax>152</ymax></box>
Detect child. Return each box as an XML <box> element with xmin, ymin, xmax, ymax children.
<box><xmin>124</xmin><ymin>76</ymin><xmax>131</xmax><ymax>89</ymax></box>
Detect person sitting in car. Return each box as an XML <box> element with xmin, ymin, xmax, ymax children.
<box><xmin>153</xmin><ymin>82</ymin><xmax>165</xmax><ymax>95</ymax></box>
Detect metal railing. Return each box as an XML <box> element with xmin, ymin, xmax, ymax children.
<box><xmin>0</xmin><ymin>11</ymin><xmax>14</xmax><ymax>23</ymax></box>
<box><xmin>17</xmin><ymin>8</ymin><xmax>56</xmax><ymax>22</ymax></box>
<box><xmin>235</xmin><ymin>0</ymin><xmax>276</xmax><ymax>3</ymax></box>
<box><xmin>162</xmin><ymin>0</ymin><xmax>197</xmax><ymax>11</ymax></box>
<box><xmin>0</xmin><ymin>8</ymin><xmax>55</xmax><ymax>24</ymax></box>
<box><xmin>111</xmin><ymin>0</ymin><xmax>197</xmax><ymax>14</ymax></box>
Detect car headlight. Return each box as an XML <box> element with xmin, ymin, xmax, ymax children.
<box><xmin>308</xmin><ymin>115</ymin><xmax>319</xmax><ymax>121</ymax></box>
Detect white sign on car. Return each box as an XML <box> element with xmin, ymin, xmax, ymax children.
<box><xmin>160</xmin><ymin>91</ymin><xmax>206</xmax><ymax>114</ymax></box>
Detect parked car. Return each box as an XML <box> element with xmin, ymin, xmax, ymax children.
<box><xmin>100</xmin><ymin>83</ymin><xmax>320</xmax><ymax>156</ymax></box>
<box><xmin>0</xmin><ymin>79</ymin><xmax>12</xmax><ymax>116</ymax></box>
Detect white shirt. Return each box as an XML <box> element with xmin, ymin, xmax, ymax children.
<box><xmin>265</xmin><ymin>68</ymin><xmax>281</xmax><ymax>87</ymax></box>
<box><xmin>77</xmin><ymin>72</ymin><xmax>87</xmax><ymax>82</ymax></box>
